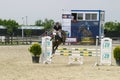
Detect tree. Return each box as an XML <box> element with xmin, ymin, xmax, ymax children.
<box><xmin>104</xmin><ymin>21</ymin><xmax>120</xmax><ymax>37</ymax></box>
<box><xmin>35</xmin><ymin>18</ymin><xmax>54</xmax><ymax>30</ymax></box>
<box><xmin>35</xmin><ymin>19</ymin><xmax>43</xmax><ymax>26</ymax></box>
<box><xmin>104</xmin><ymin>21</ymin><xmax>115</xmax><ymax>31</ymax></box>
<box><xmin>24</xmin><ymin>29</ymin><xmax>32</xmax><ymax>44</ymax></box>
<box><xmin>3</xmin><ymin>19</ymin><xmax>19</xmax><ymax>35</ymax></box>
<box><xmin>0</xmin><ymin>19</ymin><xmax>19</xmax><ymax>44</ymax></box>
<box><xmin>43</xmin><ymin>18</ymin><xmax>54</xmax><ymax>29</ymax></box>
<box><xmin>115</xmin><ymin>22</ymin><xmax>120</xmax><ymax>32</ymax></box>
<box><xmin>0</xmin><ymin>19</ymin><xmax>3</xmax><ymax>25</ymax></box>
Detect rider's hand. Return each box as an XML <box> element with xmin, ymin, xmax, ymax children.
<box><xmin>59</xmin><ymin>29</ymin><xmax>62</xmax><ymax>32</ymax></box>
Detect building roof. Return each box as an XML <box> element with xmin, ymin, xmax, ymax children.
<box><xmin>71</xmin><ymin>10</ymin><xmax>105</xmax><ymax>12</ymax></box>
<box><xmin>0</xmin><ymin>25</ymin><xmax>44</xmax><ymax>30</ymax></box>
<box><xmin>19</xmin><ymin>26</ymin><xmax>44</xmax><ymax>30</ymax></box>
<box><xmin>0</xmin><ymin>25</ymin><xmax>6</xmax><ymax>29</ymax></box>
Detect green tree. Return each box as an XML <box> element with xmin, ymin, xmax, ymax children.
<box><xmin>3</xmin><ymin>19</ymin><xmax>19</xmax><ymax>35</ymax></box>
<box><xmin>0</xmin><ymin>19</ymin><xmax>19</xmax><ymax>44</ymax></box>
<box><xmin>35</xmin><ymin>18</ymin><xmax>54</xmax><ymax>30</ymax></box>
<box><xmin>104</xmin><ymin>21</ymin><xmax>120</xmax><ymax>37</ymax></box>
<box><xmin>35</xmin><ymin>19</ymin><xmax>43</xmax><ymax>26</ymax></box>
<box><xmin>24</xmin><ymin>29</ymin><xmax>32</xmax><ymax>44</ymax></box>
<box><xmin>25</xmin><ymin>29</ymin><xmax>32</xmax><ymax>36</ymax></box>
<box><xmin>115</xmin><ymin>22</ymin><xmax>120</xmax><ymax>32</ymax></box>
<box><xmin>104</xmin><ymin>21</ymin><xmax>115</xmax><ymax>31</ymax></box>
<box><xmin>43</xmin><ymin>18</ymin><xmax>54</xmax><ymax>29</ymax></box>
<box><xmin>0</xmin><ymin>19</ymin><xmax>3</xmax><ymax>25</ymax></box>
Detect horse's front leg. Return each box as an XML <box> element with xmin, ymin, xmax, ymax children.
<box><xmin>52</xmin><ymin>44</ymin><xmax>59</xmax><ymax>54</ymax></box>
<box><xmin>54</xmin><ymin>45</ymin><xmax>58</xmax><ymax>52</ymax></box>
<box><xmin>52</xmin><ymin>45</ymin><xmax>55</xmax><ymax>54</ymax></box>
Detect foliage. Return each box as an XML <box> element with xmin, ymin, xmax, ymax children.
<box><xmin>104</xmin><ymin>21</ymin><xmax>120</xmax><ymax>37</ymax></box>
<box><xmin>28</xmin><ymin>43</ymin><xmax>42</xmax><ymax>56</ymax></box>
<box><xmin>113</xmin><ymin>46</ymin><xmax>120</xmax><ymax>59</ymax></box>
<box><xmin>115</xmin><ymin>22</ymin><xmax>120</xmax><ymax>32</ymax></box>
<box><xmin>104</xmin><ymin>21</ymin><xmax>115</xmax><ymax>31</ymax></box>
<box><xmin>35</xmin><ymin>18</ymin><xmax>54</xmax><ymax>30</ymax></box>
<box><xmin>0</xmin><ymin>19</ymin><xmax>19</xmax><ymax>44</ymax></box>
<box><xmin>24</xmin><ymin>29</ymin><xmax>32</xmax><ymax>37</ymax></box>
<box><xmin>0</xmin><ymin>19</ymin><xmax>19</xmax><ymax>35</ymax></box>
<box><xmin>104</xmin><ymin>21</ymin><xmax>120</xmax><ymax>32</ymax></box>
<box><xmin>43</xmin><ymin>18</ymin><xmax>54</xmax><ymax>29</ymax></box>
<box><xmin>35</xmin><ymin>19</ymin><xmax>43</xmax><ymax>26</ymax></box>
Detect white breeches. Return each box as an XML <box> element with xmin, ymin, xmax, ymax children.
<box><xmin>53</xmin><ymin>30</ymin><xmax>61</xmax><ymax>38</ymax></box>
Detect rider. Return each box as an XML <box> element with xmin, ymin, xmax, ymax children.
<box><xmin>53</xmin><ymin>22</ymin><xmax>62</xmax><ymax>41</ymax></box>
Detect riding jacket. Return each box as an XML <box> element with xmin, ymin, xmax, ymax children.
<box><xmin>53</xmin><ymin>25</ymin><xmax>62</xmax><ymax>31</ymax></box>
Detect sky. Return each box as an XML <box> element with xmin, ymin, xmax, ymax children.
<box><xmin>0</xmin><ymin>0</ymin><xmax>119</xmax><ymax>25</ymax></box>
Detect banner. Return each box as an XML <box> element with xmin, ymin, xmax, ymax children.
<box><xmin>100</xmin><ymin>38</ymin><xmax>112</xmax><ymax>65</ymax></box>
<box><xmin>62</xmin><ymin>10</ymin><xmax>71</xmax><ymax>37</ymax></box>
<box><xmin>41</xmin><ymin>36</ymin><xmax>52</xmax><ymax>64</ymax></box>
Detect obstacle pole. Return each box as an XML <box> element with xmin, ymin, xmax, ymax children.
<box><xmin>94</xmin><ymin>36</ymin><xmax>99</xmax><ymax>66</ymax></box>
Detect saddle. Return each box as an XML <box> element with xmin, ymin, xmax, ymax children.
<box><xmin>55</xmin><ymin>35</ymin><xmax>63</xmax><ymax>42</ymax></box>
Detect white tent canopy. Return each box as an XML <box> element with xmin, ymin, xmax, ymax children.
<box><xmin>0</xmin><ymin>25</ymin><xmax>44</xmax><ymax>30</ymax></box>
<box><xmin>0</xmin><ymin>25</ymin><xmax>6</xmax><ymax>29</ymax></box>
<box><xmin>19</xmin><ymin>26</ymin><xmax>44</xmax><ymax>30</ymax></box>
<box><xmin>19</xmin><ymin>26</ymin><xmax>44</xmax><ymax>38</ymax></box>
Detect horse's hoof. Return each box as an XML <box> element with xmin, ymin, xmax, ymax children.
<box><xmin>51</xmin><ymin>55</ymin><xmax>54</xmax><ymax>59</ymax></box>
<box><xmin>50</xmin><ymin>56</ymin><xmax>53</xmax><ymax>59</ymax></box>
<box><xmin>45</xmin><ymin>62</ymin><xmax>48</xmax><ymax>64</ymax></box>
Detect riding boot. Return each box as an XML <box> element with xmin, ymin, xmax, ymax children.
<box><xmin>61</xmin><ymin>37</ymin><xmax>63</xmax><ymax>42</ymax></box>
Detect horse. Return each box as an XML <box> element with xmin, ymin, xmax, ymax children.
<box><xmin>51</xmin><ymin>30</ymin><xmax>66</xmax><ymax>54</ymax></box>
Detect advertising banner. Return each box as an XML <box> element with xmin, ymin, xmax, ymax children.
<box><xmin>100</xmin><ymin>38</ymin><xmax>112</xmax><ymax>65</ymax></box>
<box><xmin>41</xmin><ymin>36</ymin><xmax>52</xmax><ymax>64</ymax></box>
<box><xmin>62</xmin><ymin>10</ymin><xmax>71</xmax><ymax>37</ymax></box>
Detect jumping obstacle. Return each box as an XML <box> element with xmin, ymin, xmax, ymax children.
<box><xmin>56</xmin><ymin>47</ymin><xmax>100</xmax><ymax>56</ymax></box>
<box><xmin>55</xmin><ymin>47</ymin><xmax>100</xmax><ymax>64</ymax></box>
<box><xmin>41</xmin><ymin>36</ymin><xmax>112</xmax><ymax>66</ymax></box>
<box><xmin>41</xmin><ymin>36</ymin><xmax>52</xmax><ymax>64</ymax></box>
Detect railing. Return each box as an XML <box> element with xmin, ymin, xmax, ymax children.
<box><xmin>39</xmin><ymin>28</ymin><xmax>53</xmax><ymax>37</ymax></box>
<box><xmin>0</xmin><ymin>36</ymin><xmax>41</xmax><ymax>45</ymax></box>
<box><xmin>0</xmin><ymin>36</ymin><xmax>120</xmax><ymax>45</ymax></box>
<box><xmin>111</xmin><ymin>37</ymin><xmax>120</xmax><ymax>44</ymax></box>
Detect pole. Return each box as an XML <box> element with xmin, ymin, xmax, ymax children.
<box><xmin>22</xmin><ymin>28</ymin><xmax>24</xmax><ymax>39</ymax></box>
<box><xmin>22</xmin><ymin>17</ymin><xmax>24</xmax><ymax>39</ymax></box>
<box><xmin>94</xmin><ymin>36</ymin><xmax>99</xmax><ymax>66</ymax></box>
<box><xmin>26</xmin><ymin>16</ymin><xmax>28</xmax><ymax>26</ymax></box>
